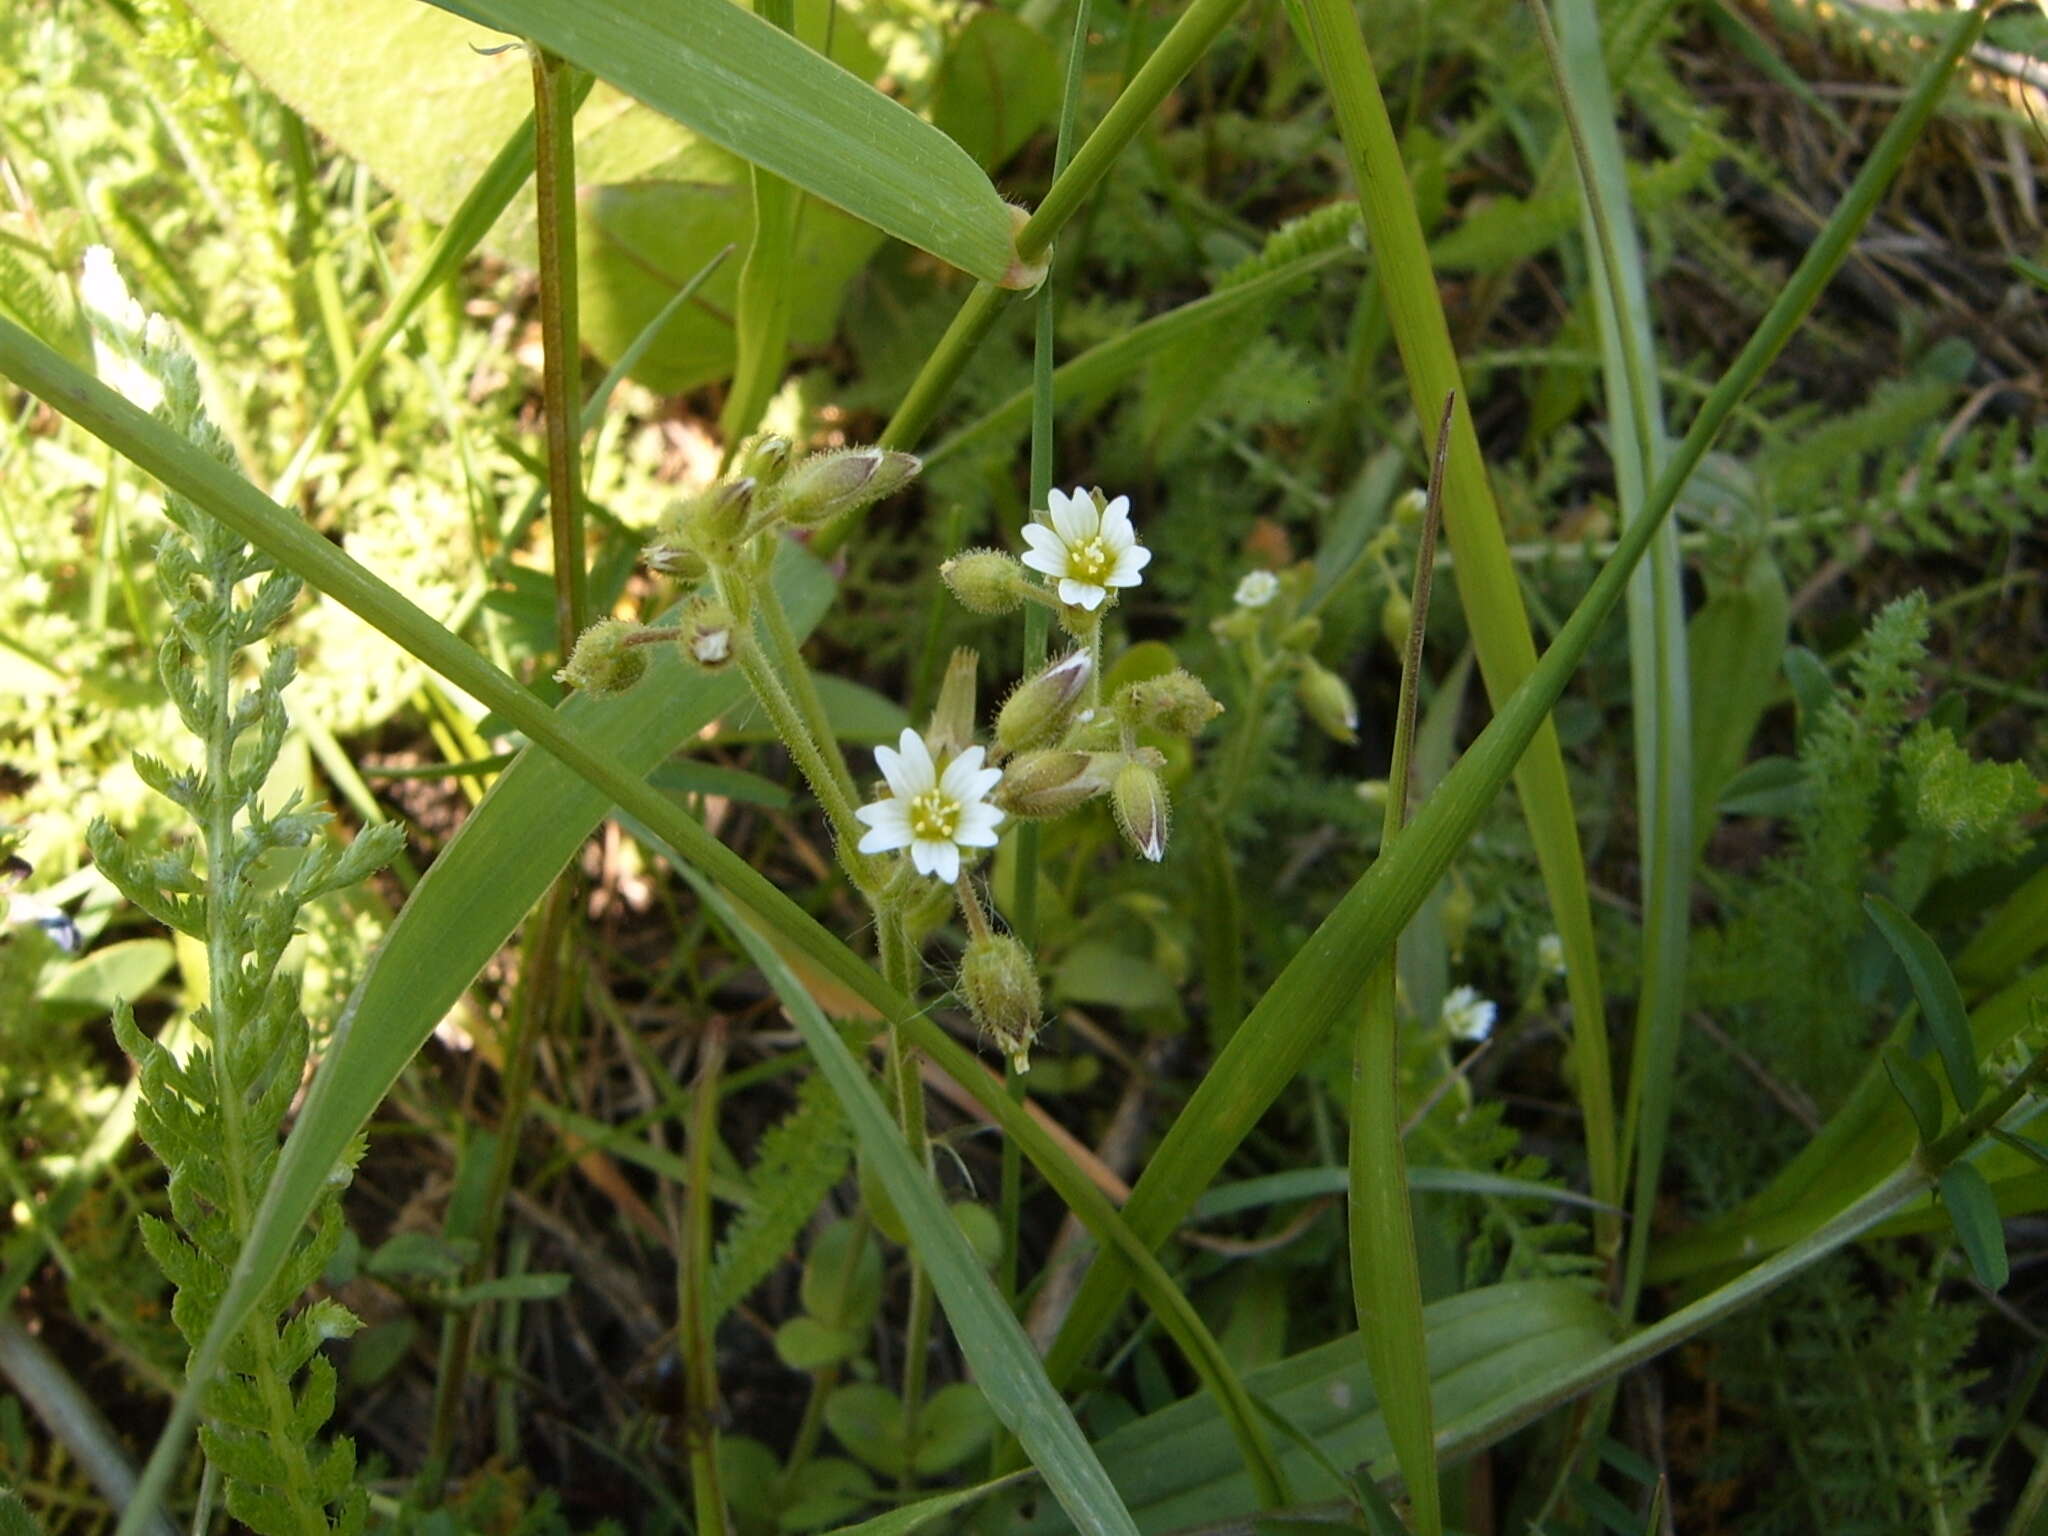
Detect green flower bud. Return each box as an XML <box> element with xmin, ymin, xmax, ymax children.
<box><xmin>1380</xmin><ymin>590</ymin><xmax>1414</xmax><ymax>656</ymax></box>
<box><xmin>1115</xmin><ymin>669</ymin><xmax>1223</xmax><ymax>739</ymax></box>
<box><xmin>996</xmin><ymin>650</ymin><xmax>1092</xmax><ymax>754</ymax></box>
<box><xmin>679</xmin><ymin>477</ymin><xmax>757</xmax><ymax>551</ymax></box>
<box><xmin>1280</xmin><ymin>616</ymin><xmax>1323</xmax><ymax>652</ymax></box>
<box><xmin>1393</xmin><ymin>486</ymin><xmax>1429</xmax><ymax>527</ymax></box>
<box><xmin>959</xmin><ymin>932</ymin><xmax>1042</xmax><ymax>1073</ymax></box>
<box><xmin>1355</xmin><ymin>778</ymin><xmax>1390</xmax><ymax>812</ymax></box>
<box><xmin>941</xmin><ymin>548</ymin><xmax>1030</xmax><ymax>615</ymax></box>
<box><xmin>993</xmin><ymin>750</ymin><xmax>1114</xmax><ymax>819</ymax></box>
<box><xmin>677</xmin><ymin>597</ymin><xmax>736</xmax><ymax>671</ymax></box>
<box><xmin>1211</xmin><ymin>607</ymin><xmax>1259</xmax><ymax>642</ymax></box>
<box><xmin>736</xmin><ymin>432</ymin><xmax>793</xmax><ymax>487</ymax></box>
<box><xmin>1112</xmin><ymin>757</ymin><xmax>1170</xmax><ymax>863</ymax></box>
<box><xmin>643</xmin><ymin>539</ymin><xmax>708</xmax><ymax>581</ymax></box>
<box><xmin>775</xmin><ymin>447</ymin><xmax>921</xmax><ymax>526</ymax></box>
<box><xmin>556</xmin><ymin>619</ymin><xmax>652</xmax><ymax>698</ymax></box>
<box><xmin>926</xmin><ymin>647</ymin><xmax>981</xmax><ymax>760</ymax></box>
<box><xmin>1297</xmin><ymin>660</ymin><xmax>1358</xmax><ymax>743</ymax></box>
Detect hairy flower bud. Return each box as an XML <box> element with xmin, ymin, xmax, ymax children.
<box><xmin>1115</xmin><ymin>669</ymin><xmax>1223</xmax><ymax>739</ymax></box>
<box><xmin>1112</xmin><ymin>756</ymin><xmax>1170</xmax><ymax>862</ymax></box>
<box><xmin>993</xmin><ymin>750</ymin><xmax>1114</xmax><ymax>819</ymax></box>
<box><xmin>926</xmin><ymin>648</ymin><xmax>980</xmax><ymax>760</ymax></box>
<box><xmin>1296</xmin><ymin>660</ymin><xmax>1358</xmax><ymax>744</ymax></box>
<box><xmin>996</xmin><ymin>650</ymin><xmax>1092</xmax><ymax>754</ymax></box>
<box><xmin>959</xmin><ymin>932</ymin><xmax>1042</xmax><ymax>1073</ymax></box>
<box><xmin>940</xmin><ymin>548</ymin><xmax>1030</xmax><ymax>615</ymax></box>
<box><xmin>643</xmin><ymin>538</ymin><xmax>709</xmax><ymax>581</ymax></box>
<box><xmin>556</xmin><ymin>619</ymin><xmax>652</xmax><ymax>699</ymax></box>
<box><xmin>677</xmin><ymin>597</ymin><xmax>736</xmax><ymax>671</ymax></box>
<box><xmin>775</xmin><ymin>447</ymin><xmax>921</xmax><ymax>526</ymax></box>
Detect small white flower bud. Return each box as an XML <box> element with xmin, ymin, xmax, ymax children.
<box><xmin>996</xmin><ymin>650</ymin><xmax>1092</xmax><ymax>754</ymax></box>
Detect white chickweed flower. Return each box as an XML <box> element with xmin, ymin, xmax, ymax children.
<box><xmin>855</xmin><ymin>728</ymin><xmax>1005</xmax><ymax>884</ymax></box>
<box><xmin>1234</xmin><ymin>570</ymin><xmax>1280</xmax><ymax>609</ymax></box>
<box><xmin>1536</xmin><ymin>933</ymin><xmax>1566</xmax><ymax>976</ymax></box>
<box><xmin>1440</xmin><ymin>985</ymin><xmax>1497</xmax><ymax>1043</ymax></box>
<box><xmin>1020</xmin><ymin>488</ymin><xmax>1151</xmax><ymax>612</ymax></box>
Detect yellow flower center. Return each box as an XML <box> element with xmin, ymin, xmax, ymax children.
<box><xmin>1066</xmin><ymin>533</ymin><xmax>1114</xmax><ymax>584</ymax></box>
<box><xmin>908</xmin><ymin>788</ymin><xmax>960</xmax><ymax>842</ymax></box>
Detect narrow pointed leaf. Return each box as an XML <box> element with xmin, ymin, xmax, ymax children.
<box><xmin>1882</xmin><ymin>1047</ymin><xmax>1943</xmax><ymax>1145</ymax></box>
<box><xmin>1866</xmin><ymin>893</ymin><xmax>1979</xmax><ymax>1110</ymax></box>
<box><xmin>1939</xmin><ymin>1162</ymin><xmax>2009</xmax><ymax>1290</ymax></box>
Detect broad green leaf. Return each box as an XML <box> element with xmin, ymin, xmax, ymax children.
<box><xmin>41</xmin><ymin>939</ymin><xmax>175</xmax><ymax>1022</ymax></box>
<box><xmin>1686</xmin><ymin>544</ymin><xmax>1786</xmax><ymax>854</ymax></box>
<box><xmin>190</xmin><ymin>0</ymin><xmax>886</xmax><ymax>394</ymax></box>
<box><xmin>1939</xmin><ymin>1163</ymin><xmax>2009</xmax><ymax>1290</ymax></box>
<box><xmin>1016</xmin><ymin>1282</ymin><xmax>1615</xmax><ymax>1533</ymax></box>
<box><xmin>420</xmin><ymin>0</ymin><xmax>1018</xmax><ymax>283</ymax></box>
<box><xmin>931</xmin><ymin>10</ymin><xmax>1060</xmax><ymax>170</ymax></box>
<box><xmin>1865</xmin><ymin>893</ymin><xmax>1979</xmax><ymax>1110</ymax></box>
<box><xmin>773</xmin><ymin>1316</ymin><xmax>860</xmax><ymax>1371</ymax></box>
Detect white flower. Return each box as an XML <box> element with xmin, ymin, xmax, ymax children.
<box><xmin>1234</xmin><ymin>570</ymin><xmax>1279</xmax><ymax>608</ymax></box>
<box><xmin>1440</xmin><ymin>985</ymin><xmax>1497</xmax><ymax>1043</ymax></box>
<box><xmin>79</xmin><ymin>245</ymin><xmax>164</xmax><ymax>413</ymax></box>
<box><xmin>854</xmin><ymin>728</ymin><xmax>1005</xmax><ymax>884</ymax></box>
<box><xmin>1019</xmin><ymin>488</ymin><xmax>1151</xmax><ymax>612</ymax></box>
<box><xmin>1536</xmin><ymin>933</ymin><xmax>1566</xmax><ymax>976</ymax></box>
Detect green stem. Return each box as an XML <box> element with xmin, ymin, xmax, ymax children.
<box><xmin>531</xmin><ymin>47</ymin><xmax>587</xmax><ymax>655</ymax></box>
<box><xmin>755</xmin><ymin>575</ymin><xmax>862</xmax><ymax>814</ymax></box>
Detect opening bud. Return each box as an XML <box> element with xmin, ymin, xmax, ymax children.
<box><xmin>1393</xmin><ymin>486</ymin><xmax>1430</xmax><ymax>527</ymax></box>
<box><xmin>940</xmin><ymin>548</ymin><xmax>1030</xmax><ymax>615</ymax></box>
<box><xmin>643</xmin><ymin>540</ymin><xmax>709</xmax><ymax>581</ymax></box>
<box><xmin>996</xmin><ymin>649</ymin><xmax>1092</xmax><ymax>754</ymax></box>
<box><xmin>556</xmin><ymin>619</ymin><xmax>652</xmax><ymax>699</ymax></box>
<box><xmin>959</xmin><ymin>932</ymin><xmax>1042</xmax><ymax>1074</ymax></box>
<box><xmin>1296</xmin><ymin>660</ymin><xmax>1359</xmax><ymax>744</ymax></box>
<box><xmin>993</xmin><ymin>750</ymin><xmax>1113</xmax><ymax>819</ymax></box>
<box><xmin>775</xmin><ymin>447</ymin><xmax>921</xmax><ymax>526</ymax></box>
<box><xmin>678</xmin><ymin>596</ymin><xmax>736</xmax><ymax>670</ymax></box>
<box><xmin>736</xmin><ymin>432</ymin><xmax>793</xmax><ymax>487</ymax></box>
<box><xmin>1112</xmin><ymin>757</ymin><xmax>1170</xmax><ymax>862</ymax></box>
<box><xmin>926</xmin><ymin>647</ymin><xmax>980</xmax><ymax>760</ymax></box>
<box><xmin>1114</xmin><ymin>669</ymin><xmax>1223</xmax><ymax>739</ymax></box>
<box><xmin>680</xmin><ymin>476</ymin><xmax>757</xmax><ymax>551</ymax></box>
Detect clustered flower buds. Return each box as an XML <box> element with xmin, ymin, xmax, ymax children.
<box><xmin>558</xmin><ymin>434</ymin><xmax>923</xmax><ymax>704</ymax></box>
<box><xmin>1213</xmin><ymin>563</ymin><xmax>1363</xmax><ymax>747</ymax></box>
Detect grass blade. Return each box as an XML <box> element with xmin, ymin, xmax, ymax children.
<box><xmin>1541</xmin><ymin>0</ymin><xmax>1689</xmax><ymax>1310</ymax></box>
<box><xmin>1297</xmin><ymin>0</ymin><xmax>1620</xmax><ymax>1232</ymax></box>
<box><xmin>418</xmin><ymin>0</ymin><xmax>1020</xmax><ymax>285</ymax></box>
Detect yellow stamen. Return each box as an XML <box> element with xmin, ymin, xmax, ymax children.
<box><xmin>908</xmin><ymin>788</ymin><xmax>960</xmax><ymax>842</ymax></box>
<box><xmin>1067</xmin><ymin>533</ymin><xmax>1113</xmax><ymax>584</ymax></box>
